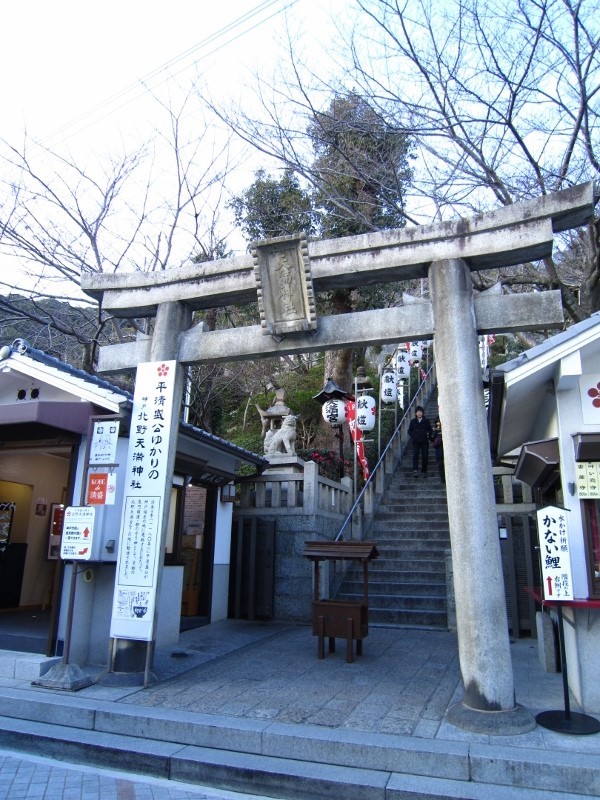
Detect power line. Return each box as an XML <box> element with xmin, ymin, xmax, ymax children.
<box><xmin>43</xmin><ymin>0</ymin><xmax>300</xmax><ymax>146</ymax></box>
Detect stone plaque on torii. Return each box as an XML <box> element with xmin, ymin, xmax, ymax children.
<box><xmin>82</xmin><ymin>182</ymin><xmax>596</xmax><ymax>732</ymax></box>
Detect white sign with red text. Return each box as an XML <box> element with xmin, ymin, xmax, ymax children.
<box><xmin>536</xmin><ymin>505</ymin><xmax>574</xmax><ymax>601</ymax></box>
<box><xmin>60</xmin><ymin>506</ymin><xmax>95</xmax><ymax>561</ymax></box>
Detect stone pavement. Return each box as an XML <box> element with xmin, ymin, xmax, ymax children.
<box><xmin>0</xmin><ymin>621</ymin><xmax>599</xmax><ymax>799</ymax></box>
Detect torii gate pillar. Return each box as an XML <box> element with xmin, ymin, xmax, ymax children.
<box><xmin>430</xmin><ymin>259</ymin><xmax>533</xmax><ymax>732</ymax></box>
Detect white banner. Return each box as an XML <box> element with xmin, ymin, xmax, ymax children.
<box><xmin>110</xmin><ymin>361</ymin><xmax>177</xmax><ymax>641</ymax></box>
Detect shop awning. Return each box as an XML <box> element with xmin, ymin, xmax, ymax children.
<box><xmin>0</xmin><ymin>401</ymin><xmax>95</xmax><ymax>436</ymax></box>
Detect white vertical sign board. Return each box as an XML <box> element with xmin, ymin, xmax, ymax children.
<box><xmin>110</xmin><ymin>361</ymin><xmax>177</xmax><ymax>641</ymax></box>
<box><xmin>536</xmin><ymin>505</ymin><xmax>574</xmax><ymax>601</ymax></box>
<box><xmin>60</xmin><ymin>506</ymin><xmax>95</xmax><ymax>560</ymax></box>
<box><xmin>89</xmin><ymin>419</ymin><xmax>120</xmax><ymax>464</ymax></box>
<box><xmin>575</xmin><ymin>461</ymin><xmax>600</xmax><ymax>499</ymax></box>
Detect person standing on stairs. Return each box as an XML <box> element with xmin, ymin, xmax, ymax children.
<box><xmin>408</xmin><ymin>405</ymin><xmax>433</xmax><ymax>477</ymax></box>
<box><xmin>432</xmin><ymin>416</ymin><xmax>445</xmax><ymax>483</ymax></box>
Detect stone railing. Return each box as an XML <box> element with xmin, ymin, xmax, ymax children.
<box><xmin>239</xmin><ymin>460</ymin><xmax>352</xmax><ymax>519</ymax></box>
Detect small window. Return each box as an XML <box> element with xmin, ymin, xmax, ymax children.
<box><xmin>583</xmin><ymin>500</ymin><xmax>600</xmax><ymax>598</ymax></box>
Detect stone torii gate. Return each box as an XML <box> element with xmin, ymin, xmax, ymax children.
<box><xmin>82</xmin><ymin>182</ymin><xmax>596</xmax><ymax>732</ymax></box>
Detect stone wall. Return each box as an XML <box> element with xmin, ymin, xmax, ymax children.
<box><xmin>234</xmin><ymin>461</ymin><xmax>352</xmax><ymax>623</ymax></box>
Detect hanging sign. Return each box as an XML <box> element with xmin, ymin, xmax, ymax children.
<box><xmin>60</xmin><ymin>506</ymin><xmax>95</xmax><ymax>561</ymax></box>
<box><xmin>575</xmin><ymin>461</ymin><xmax>600</xmax><ymax>499</ymax></box>
<box><xmin>110</xmin><ymin>361</ymin><xmax>177</xmax><ymax>641</ymax></box>
<box><xmin>536</xmin><ymin>505</ymin><xmax>574</xmax><ymax>601</ymax></box>
<box><xmin>90</xmin><ymin>419</ymin><xmax>120</xmax><ymax>464</ymax></box>
<box><xmin>87</xmin><ymin>472</ymin><xmax>117</xmax><ymax>505</ymax></box>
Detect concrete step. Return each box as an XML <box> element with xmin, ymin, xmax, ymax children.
<box><xmin>0</xmin><ymin>690</ymin><xmax>595</xmax><ymax>799</ymax></box>
<box><xmin>366</xmin><ymin>569</ymin><xmax>448</xmax><ymax>582</ymax></box>
<box><xmin>372</xmin><ymin>542</ymin><xmax>450</xmax><ymax>553</ymax></box>
<box><xmin>368</xmin><ymin>607</ymin><xmax>449</xmax><ymax>627</ymax></box>
<box><xmin>0</xmin><ymin>650</ymin><xmax>60</xmax><ymax>680</ymax></box>
<box><xmin>375</xmin><ymin>508</ymin><xmax>448</xmax><ymax>517</ymax></box>
<box><xmin>341</xmin><ymin>581</ymin><xmax>446</xmax><ymax>596</ymax></box>
<box><xmin>367</xmin><ymin>557</ymin><xmax>448</xmax><ymax>571</ymax></box>
<box><xmin>338</xmin><ymin>592</ymin><xmax>446</xmax><ymax>610</ymax></box>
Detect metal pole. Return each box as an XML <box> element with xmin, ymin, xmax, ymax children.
<box><xmin>61</xmin><ymin>563</ymin><xmax>78</xmax><ymax>665</ymax></box>
<box><xmin>557</xmin><ymin>604</ymin><xmax>571</xmax><ymax>720</ymax></box>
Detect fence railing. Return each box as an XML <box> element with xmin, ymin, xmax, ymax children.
<box><xmin>335</xmin><ymin>362</ymin><xmax>437</xmax><ymax>541</ymax></box>
<box><xmin>238</xmin><ymin>460</ymin><xmax>352</xmax><ymax>518</ymax></box>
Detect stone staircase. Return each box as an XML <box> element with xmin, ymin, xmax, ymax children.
<box><xmin>336</xmin><ymin>394</ymin><xmax>451</xmax><ymax>629</ymax></box>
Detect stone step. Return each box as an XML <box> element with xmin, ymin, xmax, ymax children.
<box><xmin>367</xmin><ymin>558</ymin><xmax>448</xmax><ymax>572</ymax></box>
<box><xmin>369</xmin><ymin>523</ymin><xmax>450</xmax><ymax>535</ymax></box>
<box><xmin>365</xmin><ymin>569</ymin><xmax>448</xmax><ymax>582</ymax></box>
<box><xmin>368</xmin><ymin>607</ymin><xmax>448</xmax><ymax>627</ymax></box>
<box><xmin>376</xmin><ymin>505</ymin><xmax>448</xmax><ymax>515</ymax></box>
<box><xmin>340</xmin><ymin>581</ymin><xmax>446</xmax><ymax>597</ymax></box>
<box><xmin>0</xmin><ymin>701</ymin><xmax>592</xmax><ymax>800</ymax></box>
<box><xmin>373</xmin><ymin>541</ymin><xmax>449</xmax><ymax>553</ymax></box>
<box><xmin>338</xmin><ymin>592</ymin><xmax>446</xmax><ymax>611</ymax></box>
<box><xmin>0</xmin><ymin>650</ymin><xmax>60</xmax><ymax>680</ymax></box>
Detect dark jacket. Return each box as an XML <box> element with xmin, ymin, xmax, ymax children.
<box><xmin>432</xmin><ymin>430</ymin><xmax>444</xmax><ymax>460</ymax></box>
<box><xmin>408</xmin><ymin>415</ymin><xmax>433</xmax><ymax>444</ymax></box>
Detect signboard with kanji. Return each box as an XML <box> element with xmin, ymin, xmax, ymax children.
<box><xmin>575</xmin><ymin>461</ymin><xmax>600</xmax><ymax>499</ymax></box>
<box><xmin>110</xmin><ymin>361</ymin><xmax>177</xmax><ymax>641</ymax></box>
<box><xmin>536</xmin><ymin>505</ymin><xmax>574</xmax><ymax>601</ymax></box>
<box><xmin>89</xmin><ymin>419</ymin><xmax>120</xmax><ymax>464</ymax></box>
<box><xmin>86</xmin><ymin>472</ymin><xmax>117</xmax><ymax>505</ymax></box>
<box><xmin>60</xmin><ymin>506</ymin><xmax>95</xmax><ymax>561</ymax></box>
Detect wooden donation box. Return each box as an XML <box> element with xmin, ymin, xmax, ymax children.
<box><xmin>302</xmin><ymin>540</ymin><xmax>379</xmax><ymax>663</ymax></box>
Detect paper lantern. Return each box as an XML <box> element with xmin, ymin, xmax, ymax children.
<box><xmin>409</xmin><ymin>341</ymin><xmax>423</xmax><ymax>363</ymax></box>
<box><xmin>322</xmin><ymin>398</ymin><xmax>347</xmax><ymax>426</ymax></box>
<box><xmin>380</xmin><ymin>371</ymin><xmax>397</xmax><ymax>404</ymax></box>
<box><xmin>356</xmin><ymin>395</ymin><xmax>376</xmax><ymax>431</ymax></box>
<box><xmin>395</xmin><ymin>352</ymin><xmax>410</xmax><ymax>379</ymax></box>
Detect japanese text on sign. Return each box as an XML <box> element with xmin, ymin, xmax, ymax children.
<box><xmin>536</xmin><ymin>505</ymin><xmax>574</xmax><ymax>601</ymax></box>
<box><xmin>89</xmin><ymin>420</ymin><xmax>120</xmax><ymax>464</ymax></box>
<box><xmin>575</xmin><ymin>461</ymin><xmax>600</xmax><ymax>499</ymax></box>
<box><xmin>110</xmin><ymin>361</ymin><xmax>177</xmax><ymax>642</ymax></box>
<box><xmin>60</xmin><ymin>506</ymin><xmax>95</xmax><ymax>561</ymax></box>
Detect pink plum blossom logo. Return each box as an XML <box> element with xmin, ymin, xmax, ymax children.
<box><xmin>587</xmin><ymin>383</ymin><xmax>600</xmax><ymax>408</ymax></box>
<box><xmin>157</xmin><ymin>363</ymin><xmax>169</xmax><ymax>377</ymax></box>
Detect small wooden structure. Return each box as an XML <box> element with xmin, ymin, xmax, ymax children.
<box><xmin>302</xmin><ymin>540</ymin><xmax>379</xmax><ymax>663</ymax></box>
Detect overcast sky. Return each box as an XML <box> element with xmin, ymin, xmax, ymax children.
<box><xmin>1</xmin><ymin>0</ymin><xmax>343</xmax><ymax>155</ymax></box>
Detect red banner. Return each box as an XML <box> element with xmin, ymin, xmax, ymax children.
<box><xmin>345</xmin><ymin>401</ymin><xmax>370</xmax><ymax>481</ymax></box>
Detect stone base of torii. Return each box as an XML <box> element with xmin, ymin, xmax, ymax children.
<box><xmin>83</xmin><ymin>182</ymin><xmax>597</xmax><ymax>733</ymax></box>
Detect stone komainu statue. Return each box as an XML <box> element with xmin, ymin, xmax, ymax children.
<box><xmin>264</xmin><ymin>414</ymin><xmax>297</xmax><ymax>456</ymax></box>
